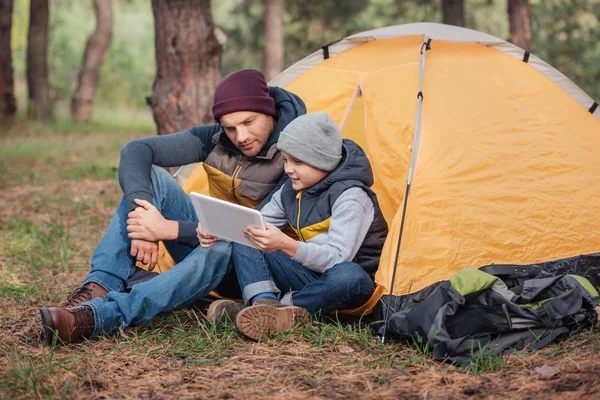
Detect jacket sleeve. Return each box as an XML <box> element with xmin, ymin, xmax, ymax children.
<box><xmin>259</xmin><ymin>186</ymin><xmax>288</xmax><ymax>228</ymax></box>
<box><xmin>118</xmin><ymin>124</ymin><xmax>220</xmax><ymax>213</ymax></box>
<box><xmin>175</xmin><ymin>221</ymin><xmax>201</xmax><ymax>247</ymax></box>
<box><xmin>292</xmin><ymin>188</ymin><xmax>375</xmax><ymax>273</ymax></box>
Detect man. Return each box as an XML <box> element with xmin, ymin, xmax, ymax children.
<box><xmin>39</xmin><ymin>69</ymin><xmax>306</xmax><ymax>344</ymax></box>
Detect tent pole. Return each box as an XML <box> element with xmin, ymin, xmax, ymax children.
<box><xmin>381</xmin><ymin>182</ymin><xmax>411</xmax><ymax>343</ymax></box>
<box><xmin>381</xmin><ymin>37</ymin><xmax>431</xmax><ymax>344</ymax></box>
<box><xmin>340</xmin><ymin>85</ymin><xmax>362</xmax><ymax>132</ymax></box>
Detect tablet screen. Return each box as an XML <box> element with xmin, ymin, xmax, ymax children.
<box><xmin>189</xmin><ymin>192</ymin><xmax>265</xmax><ymax>248</ymax></box>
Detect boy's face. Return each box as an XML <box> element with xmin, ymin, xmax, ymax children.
<box><xmin>281</xmin><ymin>151</ymin><xmax>328</xmax><ymax>191</ymax></box>
<box><xmin>220</xmin><ymin>111</ymin><xmax>275</xmax><ymax>157</ymax></box>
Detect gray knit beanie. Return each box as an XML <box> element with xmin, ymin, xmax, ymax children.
<box><xmin>277</xmin><ymin>111</ymin><xmax>342</xmax><ymax>171</ymax></box>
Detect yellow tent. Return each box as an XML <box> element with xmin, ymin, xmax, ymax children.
<box><xmin>154</xmin><ymin>23</ymin><xmax>600</xmax><ymax>316</ymax></box>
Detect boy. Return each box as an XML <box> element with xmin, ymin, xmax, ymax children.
<box><xmin>199</xmin><ymin>111</ymin><xmax>388</xmax><ymax>340</ymax></box>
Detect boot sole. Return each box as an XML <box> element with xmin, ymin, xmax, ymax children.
<box><xmin>235</xmin><ymin>304</ymin><xmax>309</xmax><ymax>341</ymax></box>
<box><xmin>39</xmin><ymin>307</ymin><xmax>57</xmax><ymax>345</ymax></box>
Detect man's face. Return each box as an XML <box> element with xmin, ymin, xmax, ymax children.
<box><xmin>220</xmin><ymin>111</ymin><xmax>275</xmax><ymax>157</ymax></box>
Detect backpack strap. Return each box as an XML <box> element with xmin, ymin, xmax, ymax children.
<box><xmin>480</xmin><ymin>264</ymin><xmax>539</xmax><ymax>279</ymax></box>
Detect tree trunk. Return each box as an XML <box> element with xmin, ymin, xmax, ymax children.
<box><xmin>150</xmin><ymin>0</ymin><xmax>221</xmax><ymax>135</ymax></box>
<box><xmin>263</xmin><ymin>0</ymin><xmax>284</xmax><ymax>81</ymax></box>
<box><xmin>27</xmin><ymin>0</ymin><xmax>53</xmax><ymax>120</ymax></box>
<box><xmin>71</xmin><ymin>0</ymin><xmax>113</xmax><ymax>123</ymax></box>
<box><xmin>442</xmin><ymin>0</ymin><xmax>465</xmax><ymax>27</ymax></box>
<box><xmin>508</xmin><ymin>0</ymin><xmax>532</xmax><ymax>51</ymax></box>
<box><xmin>0</xmin><ymin>0</ymin><xmax>17</xmax><ymax>118</ymax></box>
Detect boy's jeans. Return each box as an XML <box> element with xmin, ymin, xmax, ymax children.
<box><xmin>82</xmin><ymin>166</ymin><xmax>234</xmax><ymax>336</ymax></box>
<box><xmin>232</xmin><ymin>242</ymin><xmax>375</xmax><ymax>314</ymax></box>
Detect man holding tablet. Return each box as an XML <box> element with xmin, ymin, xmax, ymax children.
<box><xmin>39</xmin><ymin>70</ymin><xmax>306</xmax><ymax>344</ymax></box>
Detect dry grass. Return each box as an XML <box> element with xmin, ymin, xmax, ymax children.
<box><xmin>1</xmin><ymin>129</ymin><xmax>600</xmax><ymax>399</ymax></box>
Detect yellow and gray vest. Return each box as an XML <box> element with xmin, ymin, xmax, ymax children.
<box><xmin>280</xmin><ymin>140</ymin><xmax>388</xmax><ymax>275</ymax></box>
<box><xmin>202</xmin><ymin>87</ymin><xmax>307</xmax><ymax>208</ymax></box>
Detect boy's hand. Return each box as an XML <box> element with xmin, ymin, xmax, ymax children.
<box><xmin>127</xmin><ymin>199</ymin><xmax>177</xmax><ymax>242</ymax></box>
<box><xmin>244</xmin><ymin>222</ymin><xmax>291</xmax><ymax>253</ymax></box>
<box><xmin>130</xmin><ymin>239</ymin><xmax>159</xmax><ymax>271</ymax></box>
<box><xmin>196</xmin><ymin>223</ymin><xmax>218</xmax><ymax>248</ymax></box>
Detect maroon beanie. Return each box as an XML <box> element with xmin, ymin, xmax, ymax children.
<box><xmin>211</xmin><ymin>69</ymin><xmax>276</xmax><ymax>122</ymax></box>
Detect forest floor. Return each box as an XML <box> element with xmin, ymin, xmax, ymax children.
<box><xmin>1</xmin><ymin>127</ymin><xmax>599</xmax><ymax>399</ymax></box>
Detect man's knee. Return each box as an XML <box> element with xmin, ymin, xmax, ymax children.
<box><xmin>150</xmin><ymin>165</ymin><xmax>179</xmax><ymax>197</ymax></box>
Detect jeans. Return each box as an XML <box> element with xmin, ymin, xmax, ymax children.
<box><xmin>83</xmin><ymin>166</ymin><xmax>234</xmax><ymax>337</ymax></box>
<box><xmin>231</xmin><ymin>243</ymin><xmax>375</xmax><ymax>314</ymax></box>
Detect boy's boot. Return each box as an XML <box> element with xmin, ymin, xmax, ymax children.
<box><xmin>206</xmin><ymin>299</ymin><xmax>245</xmax><ymax>324</ymax></box>
<box><xmin>39</xmin><ymin>306</ymin><xmax>95</xmax><ymax>345</ymax></box>
<box><xmin>60</xmin><ymin>282</ymin><xmax>108</xmax><ymax>308</ymax></box>
<box><xmin>235</xmin><ymin>297</ymin><xmax>309</xmax><ymax>341</ymax></box>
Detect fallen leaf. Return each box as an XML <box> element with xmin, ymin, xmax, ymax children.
<box><xmin>533</xmin><ymin>365</ymin><xmax>559</xmax><ymax>379</ymax></box>
<box><xmin>338</xmin><ymin>345</ymin><xmax>355</xmax><ymax>353</ymax></box>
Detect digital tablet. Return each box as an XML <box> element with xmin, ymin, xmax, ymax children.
<box><xmin>189</xmin><ymin>192</ymin><xmax>265</xmax><ymax>248</ymax></box>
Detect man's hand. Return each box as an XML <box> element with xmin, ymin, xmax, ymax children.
<box><xmin>244</xmin><ymin>222</ymin><xmax>298</xmax><ymax>255</ymax></box>
<box><xmin>127</xmin><ymin>199</ymin><xmax>178</xmax><ymax>242</ymax></box>
<box><xmin>130</xmin><ymin>239</ymin><xmax>159</xmax><ymax>272</ymax></box>
<box><xmin>196</xmin><ymin>223</ymin><xmax>218</xmax><ymax>248</ymax></box>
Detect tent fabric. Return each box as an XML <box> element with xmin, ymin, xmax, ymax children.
<box><xmin>271</xmin><ymin>23</ymin><xmax>599</xmax><ymax>120</ymax></box>
<box><xmin>273</xmin><ymin>23</ymin><xmax>600</xmax><ymax>306</ymax></box>
<box><xmin>150</xmin><ymin>23</ymin><xmax>600</xmax><ymax>317</ymax></box>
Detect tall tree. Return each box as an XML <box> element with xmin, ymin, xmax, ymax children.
<box><xmin>26</xmin><ymin>0</ymin><xmax>53</xmax><ymax>120</ymax></box>
<box><xmin>508</xmin><ymin>0</ymin><xmax>532</xmax><ymax>51</ymax></box>
<box><xmin>0</xmin><ymin>0</ymin><xmax>16</xmax><ymax>118</ymax></box>
<box><xmin>150</xmin><ymin>0</ymin><xmax>221</xmax><ymax>135</ymax></box>
<box><xmin>71</xmin><ymin>0</ymin><xmax>113</xmax><ymax>123</ymax></box>
<box><xmin>442</xmin><ymin>0</ymin><xmax>465</xmax><ymax>27</ymax></box>
<box><xmin>263</xmin><ymin>0</ymin><xmax>284</xmax><ymax>81</ymax></box>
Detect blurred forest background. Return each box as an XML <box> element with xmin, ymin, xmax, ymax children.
<box><xmin>1</xmin><ymin>0</ymin><xmax>599</xmax><ymax>131</ymax></box>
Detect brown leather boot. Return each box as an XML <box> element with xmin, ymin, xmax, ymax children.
<box><xmin>60</xmin><ymin>283</ymin><xmax>108</xmax><ymax>308</ymax></box>
<box><xmin>206</xmin><ymin>299</ymin><xmax>245</xmax><ymax>325</ymax></box>
<box><xmin>39</xmin><ymin>306</ymin><xmax>95</xmax><ymax>345</ymax></box>
<box><xmin>235</xmin><ymin>298</ymin><xmax>309</xmax><ymax>341</ymax></box>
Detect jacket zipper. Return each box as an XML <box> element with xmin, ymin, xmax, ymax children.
<box><xmin>230</xmin><ymin>155</ymin><xmax>245</xmax><ymax>204</ymax></box>
<box><xmin>296</xmin><ymin>190</ymin><xmax>306</xmax><ymax>242</ymax></box>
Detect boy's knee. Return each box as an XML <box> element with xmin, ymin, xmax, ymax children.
<box><xmin>231</xmin><ymin>242</ymin><xmax>244</xmax><ymax>253</ymax></box>
<box><xmin>189</xmin><ymin>241</ymin><xmax>232</xmax><ymax>262</ymax></box>
<box><xmin>232</xmin><ymin>242</ymin><xmax>262</xmax><ymax>258</ymax></box>
<box><xmin>328</xmin><ymin>262</ymin><xmax>374</xmax><ymax>292</ymax></box>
